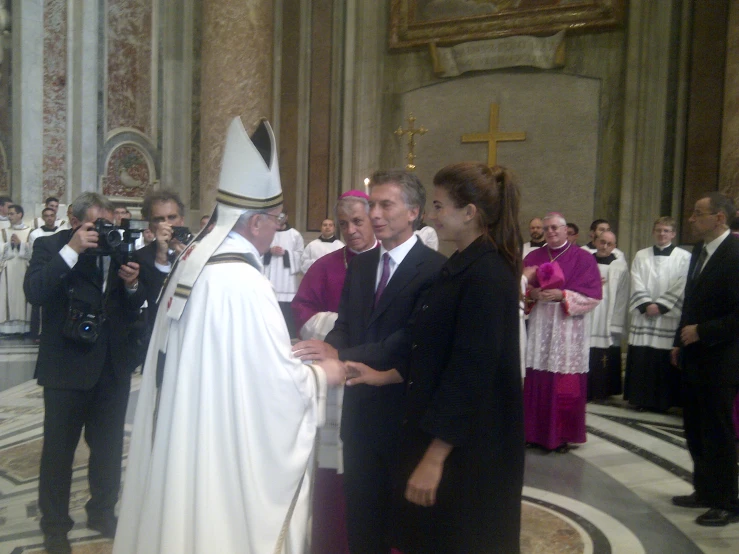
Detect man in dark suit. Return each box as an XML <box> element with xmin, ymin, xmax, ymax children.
<box><xmin>133</xmin><ymin>190</ymin><xmax>188</xmax><ymax>332</ymax></box>
<box><xmin>671</xmin><ymin>192</ymin><xmax>739</xmax><ymax>527</ymax></box>
<box><xmin>293</xmin><ymin>170</ymin><xmax>446</xmax><ymax>553</ymax></box>
<box><xmin>24</xmin><ymin>193</ymin><xmax>146</xmax><ymax>554</ymax></box>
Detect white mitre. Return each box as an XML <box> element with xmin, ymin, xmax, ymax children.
<box><xmin>165</xmin><ymin>116</ymin><xmax>282</xmax><ymax>320</ymax></box>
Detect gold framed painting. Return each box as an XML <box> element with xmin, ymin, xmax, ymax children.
<box><xmin>389</xmin><ymin>0</ymin><xmax>626</xmax><ymax>50</ymax></box>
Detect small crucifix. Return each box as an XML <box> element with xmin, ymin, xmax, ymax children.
<box><xmin>461</xmin><ymin>103</ymin><xmax>526</xmax><ymax>167</ymax></box>
<box><xmin>602</xmin><ymin>353</ymin><xmax>609</xmax><ymax>369</ymax></box>
<box><xmin>395</xmin><ymin>114</ymin><xmax>428</xmax><ymax>171</ymax></box>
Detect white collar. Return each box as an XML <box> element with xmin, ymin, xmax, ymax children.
<box><xmin>548</xmin><ymin>240</ymin><xmax>568</xmax><ymax>250</ymax></box>
<box><xmin>654</xmin><ymin>243</ymin><xmax>672</xmax><ymax>250</ymax></box>
<box><xmin>704</xmin><ymin>229</ymin><xmax>731</xmax><ymax>257</ymax></box>
<box><xmin>11</xmin><ymin>223</ymin><xmax>27</xmax><ymax>230</ymax></box>
<box><xmin>223</xmin><ymin>231</ymin><xmax>264</xmax><ymax>271</ymax></box>
<box><xmin>379</xmin><ymin>234</ymin><xmax>418</xmax><ymax>265</ymax></box>
<box><xmin>349</xmin><ymin>239</ymin><xmax>379</xmax><ymax>255</ymax></box>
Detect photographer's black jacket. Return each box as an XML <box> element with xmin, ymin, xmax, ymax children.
<box><xmin>24</xmin><ymin>229</ymin><xmax>146</xmax><ymax>390</ymax></box>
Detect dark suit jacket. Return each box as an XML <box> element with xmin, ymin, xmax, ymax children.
<box><xmin>676</xmin><ymin>233</ymin><xmax>739</xmax><ymax>385</ymax></box>
<box><xmin>326</xmin><ymin>239</ymin><xmax>446</xmax><ymax>445</ymax></box>
<box><xmin>24</xmin><ymin>230</ymin><xmax>146</xmax><ymax>390</ymax></box>
<box><xmin>132</xmin><ymin>241</ymin><xmax>169</xmax><ymax>326</ymax></box>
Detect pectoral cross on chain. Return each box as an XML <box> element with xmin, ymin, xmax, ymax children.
<box><xmin>395</xmin><ymin>114</ymin><xmax>428</xmax><ymax>171</ymax></box>
<box><xmin>461</xmin><ymin>103</ymin><xmax>526</xmax><ymax>167</ymax></box>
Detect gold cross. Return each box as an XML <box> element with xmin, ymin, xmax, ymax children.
<box><xmin>395</xmin><ymin>114</ymin><xmax>428</xmax><ymax>171</ymax></box>
<box><xmin>461</xmin><ymin>103</ymin><xmax>526</xmax><ymax>167</ymax></box>
<box><xmin>602</xmin><ymin>354</ymin><xmax>609</xmax><ymax>369</ymax></box>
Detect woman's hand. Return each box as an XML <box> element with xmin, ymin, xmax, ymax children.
<box><xmin>405</xmin><ymin>457</ymin><xmax>443</xmax><ymax>507</ymax></box>
<box><xmin>405</xmin><ymin>439</ymin><xmax>453</xmax><ymax>507</ymax></box>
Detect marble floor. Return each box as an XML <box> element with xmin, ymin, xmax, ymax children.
<box><xmin>0</xmin><ymin>378</ymin><xmax>737</xmax><ymax>553</ymax></box>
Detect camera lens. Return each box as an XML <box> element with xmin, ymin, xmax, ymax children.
<box><xmin>78</xmin><ymin>319</ymin><xmax>98</xmax><ymax>343</ymax></box>
<box><xmin>105</xmin><ymin>229</ymin><xmax>122</xmax><ymax>248</ymax></box>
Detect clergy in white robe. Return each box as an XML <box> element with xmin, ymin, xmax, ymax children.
<box><xmin>0</xmin><ymin>196</ymin><xmax>12</xmax><ymax>231</ymax></box>
<box><xmin>522</xmin><ymin>217</ymin><xmax>545</xmax><ymax>258</ymax></box>
<box><xmin>0</xmin><ymin>205</ymin><xmax>32</xmax><ymax>334</ymax></box>
<box><xmin>300</xmin><ymin>219</ymin><xmax>344</xmax><ymax>273</ymax></box>
<box><xmin>114</xmin><ymin>117</ymin><xmax>346</xmax><ymax>554</ymax></box>
<box><xmin>624</xmin><ymin>217</ymin><xmax>690</xmax><ymax>411</ymax></box>
<box><xmin>587</xmin><ymin>231</ymin><xmax>629</xmax><ymax>400</ymax></box>
<box><xmin>581</xmin><ymin>218</ymin><xmax>625</xmax><ymax>259</ymax></box>
<box><xmin>415</xmin><ymin>224</ymin><xmax>439</xmax><ymax>251</ymax></box>
<box><xmin>264</xmin><ymin>218</ymin><xmax>304</xmax><ymax>338</ymax></box>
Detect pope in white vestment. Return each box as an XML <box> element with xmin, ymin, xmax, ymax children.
<box><xmin>114</xmin><ymin>117</ymin><xmax>345</xmax><ymax>554</ymax></box>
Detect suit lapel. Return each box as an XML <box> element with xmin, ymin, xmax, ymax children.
<box><xmin>367</xmin><ymin>241</ymin><xmax>424</xmax><ymax>327</ymax></box>
<box><xmin>694</xmin><ymin>235</ymin><xmax>734</xmax><ymax>288</ymax></box>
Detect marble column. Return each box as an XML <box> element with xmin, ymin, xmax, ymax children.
<box><xmin>617</xmin><ymin>0</ymin><xmax>684</xmax><ymax>258</ymax></box>
<box><xmin>720</xmin><ymin>0</ymin><xmax>739</xmax><ymax>202</ymax></box>
<box><xmin>67</xmin><ymin>0</ymin><xmax>99</xmax><ymax>200</ymax></box>
<box><xmin>199</xmin><ymin>0</ymin><xmax>273</xmax><ymax>212</ymax></box>
<box><xmin>11</xmin><ymin>0</ymin><xmax>44</xmax><ymax>208</ymax></box>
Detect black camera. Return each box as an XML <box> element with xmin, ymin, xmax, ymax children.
<box><xmin>86</xmin><ymin>218</ymin><xmax>148</xmax><ymax>264</ymax></box>
<box><xmin>62</xmin><ymin>307</ymin><xmax>103</xmax><ymax>344</ymax></box>
<box><xmin>172</xmin><ymin>226</ymin><xmax>194</xmax><ymax>245</ymax></box>
<box><xmin>86</xmin><ymin>219</ymin><xmax>122</xmax><ymax>256</ymax></box>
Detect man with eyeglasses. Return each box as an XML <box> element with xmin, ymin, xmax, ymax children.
<box><xmin>670</xmin><ymin>193</ymin><xmax>739</xmax><ymax>527</ymax></box>
<box><xmin>263</xmin><ymin>211</ymin><xmax>304</xmax><ymax>338</ymax></box>
<box><xmin>582</xmin><ymin>219</ymin><xmax>625</xmax><ymax>259</ymax></box>
<box><xmin>523</xmin><ymin>212</ymin><xmax>602</xmax><ymax>452</ymax></box>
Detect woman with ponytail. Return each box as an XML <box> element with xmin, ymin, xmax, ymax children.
<box><xmin>349</xmin><ymin>162</ymin><xmax>525</xmax><ymax>552</ymax></box>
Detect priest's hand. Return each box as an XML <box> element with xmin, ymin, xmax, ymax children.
<box><xmin>317</xmin><ymin>358</ymin><xmax>346</xmax><ymax>387</ymax></box>
<box><xmin>539</xmin><ymin>288</ymin><xmax>564</xmax><ymax>302</ymax></box>
<box><xmin>522</xmin><ymin>266</ymin><xmax>537</xmax><ymax>284</ymax></box>
<box><xmin>680</xmin><ymin>324</ymin><xmax>700</xmax><ymax>346</ymax></box>
<box><xmin>271</xmin><ymin>245</ymin><xmax>285</xmax><ymax>256</ymax></box>
<box><xmin>670</xmin><ymin>347</ymin><xmax>680</xmax><ymax>367</ymax></box>
<box><xmin>529</xmin><ymin>287</ymin><xmax>542</xmax><ymax>301</ymax></box>
<box><xmin>292</xmin><ymin>339</ymin><xmax>338</xmax><ymax>362</ymax></box>
<box><xmin>68</xmin><ymin>222</ymin><xmax>99</xmax><ymax>254</ymax></box>
<box><xmin>118</xmin><ymin>261</ymin><xmax>140</xmax><ymax>288</ymax></box>
<box><xmin>345</xmin><ymin>362</ymin><xmax>403</xmax><ymax>387</ymax></box>
<box><xmin>646</xmin><ymin>303</ymin><xmax>661</xmax><ymax>317</ymax></box>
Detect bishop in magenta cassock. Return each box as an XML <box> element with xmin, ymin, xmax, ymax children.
<box><xmin>523</xmin><ymin>212</ymin><xmax>602</xmax><ymax>452</ymax></box>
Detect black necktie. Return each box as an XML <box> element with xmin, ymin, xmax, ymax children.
<box><xmin>692</xmin><ymin>247</ymin><xmax>707</xmax><ymax>279</ymax></box>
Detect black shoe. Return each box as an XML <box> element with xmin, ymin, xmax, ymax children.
<box><xmin>554</xmin><ymin>443</ymin><xmax>570</xmax><ymax>454</ymax></box>
<box><xmin>87</xmin><ymin>513</ymin><xmax>118</xmax><ymax>538</ymax></box>
<box><xmin>695</xmin><ymin>508</ymin><xmax>739</xmax><ymax>527</ymax></box>
<box><xmin>43</xmin><ymin>533</ymin><xmax>71</xmax><ymax>554</ymax></box>
<box><xmin>672</xmin><ymin>493</ymin><xmax>710</xmax><ymax>509</ymax></box>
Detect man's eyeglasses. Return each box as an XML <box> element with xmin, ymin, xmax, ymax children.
<box><xmin>544</xmin><ymin>224</ymin><xmax>565</xmax><ymax>232</ymax></box>
<box><xmin>691</xmin><ymin>210</ymin><xmax>717</xmax><ymax>218</ymax></box>
<box><xmin>263</xmin><ymin>212</ymin><xmax>288</xmax><ymax>224</ymax></box>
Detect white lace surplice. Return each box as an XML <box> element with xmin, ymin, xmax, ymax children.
<box><xmin>526</xmin><ymin>290</ymin><xmax>600</xmax><ymax>374</ymax></box>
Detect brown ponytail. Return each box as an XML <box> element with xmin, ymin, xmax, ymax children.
<box><xmin>433</xmin><ymin>162</ymin><xmax>522</xmax><ymax>278</ymax></box>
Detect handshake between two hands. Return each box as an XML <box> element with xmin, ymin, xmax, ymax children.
<box><xmin>291</xmin><ymin>339</ymin><xmax>402</xmax><ymax>387</ymax></box>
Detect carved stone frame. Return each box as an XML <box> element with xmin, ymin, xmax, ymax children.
<box><xmin>389</xmin><ymin>0</ymin><xmax>626</xmax><ymax>50</ymax></box>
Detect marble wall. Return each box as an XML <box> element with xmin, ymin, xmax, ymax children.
<box><xmin>102</xmin><ymin>0</ymin><xmax>158</xmax><ymax>200</ymax></box>
<box><xmin>398</xmin><ymin>73</ymin><xmax>601</xmax><ymax>236</ymax></box>
<box><xmin>42</xmin><ymin>0</ymin><xmax>67</xmax><ymax>199</ymax></box>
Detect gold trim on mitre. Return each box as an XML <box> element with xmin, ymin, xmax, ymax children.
<box><xmin>215</xmin><ymin>189</ymin><xmax>284</xmax><ymax>210</ymax></box>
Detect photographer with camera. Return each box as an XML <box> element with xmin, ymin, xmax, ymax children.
<box><xmin>24</xmin><ymin>192</ymin><xmax>146</xmax><ymax>554</ymax></box>
<box><xmin>134</xmin><ymin>190</ymin><xmax>191</xmax><ymax>332</ymax></box>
